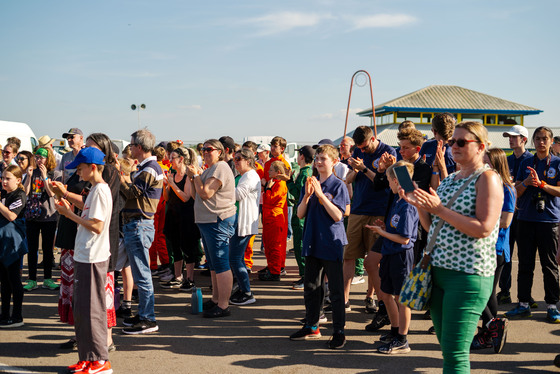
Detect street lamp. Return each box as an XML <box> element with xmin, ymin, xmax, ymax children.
<box><xmin>131</xmin><ymin>104</ymin><xmax>146</xmax><ymax>128</ymax></box>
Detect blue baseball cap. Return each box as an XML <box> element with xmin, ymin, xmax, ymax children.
<box><xmin>66</xmin><ymin>147</ymin><xmax>106</xmax><ymax>169</ymax></box>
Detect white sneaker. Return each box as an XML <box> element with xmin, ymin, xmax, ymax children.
<box><xmin>351</xmin><ymin>276</ymin><xmax>365</xmax><ymax>285</ymax></box>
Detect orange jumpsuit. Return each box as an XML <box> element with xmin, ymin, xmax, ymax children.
<box><xmin>262</xmin><ymin>179</ymin><xmax>288</xmax><ymax>275</ymax></box>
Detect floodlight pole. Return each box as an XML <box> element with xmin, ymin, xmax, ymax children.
<box><xmin>131</xmin><ymin>104</ymin><xmax>146</xmax><ymax>128</ymax></box>
<box><xmin>343</xmin><ymin>70</ymin><xmax>377</xmax><ymax>140</ymax></box>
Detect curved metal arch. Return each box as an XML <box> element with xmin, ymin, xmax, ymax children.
<box><xmin>343</xmin><ymin>70</ymin><xmax>377</xmax><ymax>140</ymax></box>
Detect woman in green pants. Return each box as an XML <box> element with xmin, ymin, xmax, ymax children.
<box><xmin>404</xmin><ymin>121</ymin><xmax>503</xmax><ymax>373</ymax></box>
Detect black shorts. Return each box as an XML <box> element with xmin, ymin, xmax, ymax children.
<box><xmin>379</xmin><ymin>250</ymin><xmax>414</xmax><ymax>296</ymax></box>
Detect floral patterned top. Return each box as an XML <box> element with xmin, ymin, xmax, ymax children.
<box><xmin>428</xmin><ymin>165</ymin><xmax>498</xmax><ymax>277</ymax></box>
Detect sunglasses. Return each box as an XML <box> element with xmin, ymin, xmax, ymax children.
<box><xmin>35</xmin><ymin>155</ymin><xmax>46</xmax><ymax>160</ymax></box>
<box><xmin>17</xmin><ymin>157</ymin><xmax>28</xmax><ymax>162</ymax></box>
<box><xmin>234</xmin><ymin>157</ymin><xmax>245</xmax><ymax>162</ymax></box>
<box><xmin>2</xmin><ymin>150</ymin><xmax>12</xmax><ymax>155</ymax></box>
<box><xmin>202</xmin><ymin>147</ymin><xmax>217</xmax><ymax>153</ymax></box>
<box><xmin>448</xmin><ymin>138</ymin><xmax>478</xmax><ymax>147</ymax></box>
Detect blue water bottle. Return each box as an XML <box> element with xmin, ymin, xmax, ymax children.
<box><xmin>191</xmin><ymin>287</ymin><xmax>203</xmax><ymax>314</ymax></box>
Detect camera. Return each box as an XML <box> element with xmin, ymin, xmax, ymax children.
<box><xmin>533</xmin><ymin>191</ymin><xmax>547</xmax><ymax>213</ymax></box>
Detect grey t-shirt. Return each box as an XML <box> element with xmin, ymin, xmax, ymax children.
<box><xmin>194</xmin><ymin>161</ymin><xmax>236</xmax><ymax>223</ymax></box>
<box><xmin>56</xmin><ymin>151</ymin><xmax>77</xmax><ymax>183</ymax></box>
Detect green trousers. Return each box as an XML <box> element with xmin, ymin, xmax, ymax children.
<box><xmin>431</xmin><ymin>266</ymin><xmax>493</xmax><ymax>374</ymax></box>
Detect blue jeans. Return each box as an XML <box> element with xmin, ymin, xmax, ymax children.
<box><xmin>124</xmin><ymin>219</ymin><xmax>156</xmax><ymax>321</ymax></box>
<box><xmin>197</xmin><ymin>216</ymin><xmax>235</xmax><ymax>274</ymax></box>
<box><xmin>229</xmin><ymin>232</ymin><xmax>253</xmax><ymax>293</ymax></box>
<box><xmin>287</xmin><ymin>206</ymin><xmax>293</xmax><ymax>239</ymax></box>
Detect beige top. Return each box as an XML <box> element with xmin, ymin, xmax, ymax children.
<box><xmin>194</xmin><ymin>161</ymin><xmax>236</xmax><ymax>223</ymax></box>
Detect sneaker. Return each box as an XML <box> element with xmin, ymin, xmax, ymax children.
<box><xmin>365</xmin><ymin>313</ymin><xmax>390</xmax><ymax>332</ymax></box>
<box><xmin>122</xmin><ymin>319</ymin><xmax>158</xmax><ymax>335</ymax></box>
<box><xmin>470</xmin><ymin>328</ymin><xmax>492</xmax><ymax>350</ymax></box>
<box><xmin>529</xmin><ymin>298</ymin><xmax>538</xmax><ymax>309</ymax></box>
<box><xmin>351</xmin><ymin>275</ymin><xmax>365</xmax><ymax>285</ymax></box>
<box><xmin>365</xmin><ymin>297</ymin><xmax>377</xmax><ymax>314</ymax></box>
<box><xmin>203</xmin><ymin>305</ymin><xmax>231</xmax><ymax>318</ymax></box>
<box><xmin>81</xmin><ymin>360</ymin><xmax>113</xmax><ymax>374</ymax></box>
<box><xmin>150</xmin><ymin>268</ymin><xmax>159</xmax><ymax>277</ymax></box>
<box><xmin>203</xmin><ymin>299</ymin><xmax>217</xmax><ymax>311</ymax></box>
<box><xmin>379</xmin><ymin>331</ymin><xmax>397</xmax><ymax>344</ymax></box>
<box><xmin>115</xmin><ymin>306</ymin><xmax>132</xmax><ymax>319</ymax></box>
<box><xmin>292</xmin><ymin>277</ymin><xmax>304</xmax><ymax>290</ymax></box>
<box><xmin>59</xmin><ymin>338</ymin><xmax>78</xmax><ymax>350</ymax></box>
<box><xmin>504</xmin><ymin>304</ymin><xmax>532</xmax><ymax>319</ymax></box>
<box><xmin>67</xmin><ymin>361</ymin><xmax>90</xmax><ymax>373</ymax></box>
<box><xmin>179</xmin><ymin>279</ymin><xmax>195</xmax><ymax>292</ymax></box>
<box><xmin>378</xmin><ymin>338</ymin><xmax>410</xmax><ymax>354</ymax></box>
<box><xmin>487</xmin><ymin>317</ymin><xmax>508</xmax><ymax>353</ymax></box>
<box><xmin>427</xmin><ymin>326</ymin><xmax>436</xmax><ymax>335</ymax></box>
<box><xmin>258</xmin><ymin>270</ymin><xmax>280</xmax><ymax>281</ymax></box>
<box><xmin>290</xmin><ymin>326</ymin><xmax>321</xmax><ymax>340</ymax></box>
<box><xmin>23</xmin><ymin>280</ymin><xmax>38</xmax><ymax>292</ymax></box>
<box><xmin>547</xmin><ymin>308</ymin><xmax>560</xmax><ymax>323</ymax></box>
<box><xmin>497</xmin><ymin>291</ymin><xmax>512</xmax><ymax>305</ymax></box>
<box><xmin>324</xmin><ymin>301</ymin><xmax>351</xmax><ymax>313</ymax></box>
<box><xmin>555</xmin><ymin>354</ymin><xmax>560</xmax><ymax>368</ymax></box>
<box><xmin>122</xmin><ymin>314</ymin><xmax>141</xmax><ymax>327</ymax></box>
<box><xmin>328</xmin><ymin>331</ymin><xmax>346</xmax><ymax>349</ymax></box>
<box><xmin>160</xmin><ymin>278</ymin><xmax>183</xmax><ymax>289</ymax></box>
<box><xmin>0</xmin><ymin>318</ymin><xmax>24</xmax><ymax>328</ymax></box>
<box><xmin>257</xmin><ymin>266</ymin><xmax>269</xmax><ymax>274</ymax></box>
<box><xmin>300</xmin><ymin>314</ymin><xmax>328</xmax><ymax>325</ymax></box>
<box><xmin>280</xmin><ymin>267</ymin><xmax>287</xmax><ymax>276</ymax></box>
<box><xmin>229</xmin><ymin>291</ymin><xmax>256</xmax><ymax>306</ymax></box>
<box><xmin>159</xmin><ymin>270</ymin><xmax>174</xmax><ymax>283</ymax></box>
<box><xmin>42</xmin><ymin>278</ymin><xmax>60</xmax><ymax>290</ymax></box>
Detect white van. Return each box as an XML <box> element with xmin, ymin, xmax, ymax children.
<box><xmin>0</xmin><ymin>120</ymin><xmax>38</xmax><ymax>152</ymax></box>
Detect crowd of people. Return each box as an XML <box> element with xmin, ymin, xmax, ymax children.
<box><xmin>0</xmin><ymin>114</ymin><xmax>560</xmax><ymax>373</ymax></box>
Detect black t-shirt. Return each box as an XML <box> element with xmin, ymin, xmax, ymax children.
<box><xmin>1</xmin><ymin>188</ymin><xmax>27</xmax><ymax>219</ymax></box>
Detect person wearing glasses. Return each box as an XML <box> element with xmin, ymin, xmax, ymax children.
<box><xmin>56</xmin><ymin>128</ymin><xmax>84</xmax><ymax>184</ymax></box>
<box><xmin>22</xmin><ymin>147</ymin><xmax>59</xmax><ymax>292</ymax></box>
<box><xmin>16</xmin><ymin>151</ymin><xmax>35</xmax><ymax>182</ymax></box>
<box><xmin>187</xmin><ymin>139</ymin><xmax>236</xmax><ymax>318</ymax></box>
<box><xmin>402</xmin><ymin>121</ymin><xmax>503</xmax><ymax>373</ymax></box>
<box><xmin>0</xmin><ymin>141</ymin><xmax>20</xmax><ymax>179</ymax></box>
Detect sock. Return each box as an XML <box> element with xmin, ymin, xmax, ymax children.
<box><xmin>548</xmin><ymin>304</ymin><xmax>557</xmax><ymax>310</ymax></box>
<box><xmin>397</xmin><ymin>333</ymin><xmax>407</xmax><ymax>343</ymax></box>
<box><xmin>391</xmin><ymin>326</ymin><xmax>399</xmax><ymax>336</ymax></box>
<box><xmin>519</xmin><ymin>302</ymin><xmax>529</xmax><ymax>308</ymax></box>
<box><xmin>122</xmin><ymin>300</ymin><xmax>132</xmax><ymax>309</ymax></box>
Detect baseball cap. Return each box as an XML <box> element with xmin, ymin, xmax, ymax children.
<box><xmin>257</xmin><ymin>144</ymin><xmax>271</xmax><ymax>152</ymax></box>
<box><xmin>502</xmin><ymin>125</ymin><xmax>528</xmax><ymax>138</ymax></box>
<box><xmin>62</xmin><ymin>128</ymin><xmax>84</xmax><ymax>139</ymax></box>
<box><xmin>219</xmin><ymin>136</ymin><xmax>236</xmax><ymax>153</ymax></box>
<box><xmin>297</xmin><ymin>145</ymin><xmax>315</xmax><ymax>160</ymax></box>
<box><xmin>66</xmin><ymin>147</ymin><xmax>106</xmax><ymax>169</ymax></box>
<box><xmin>313</xmin><ymin>138</ymin><xmax>335</xmax><ymax>149</ymax></box>
<box><xmin>38</xmin><ymin>135</ymin><xmax>55</xmax><ymax>148</ymax></box>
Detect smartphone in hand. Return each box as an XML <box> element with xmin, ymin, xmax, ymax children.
<box><xmin>394</xmin><ymin>165</ymin><xmax>415</xmax><ymax>193</ymax></box>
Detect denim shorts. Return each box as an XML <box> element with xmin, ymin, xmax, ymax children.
<box><xmin>197</xmin><ymin>215</ymin><xmax>235</xmax><ymax>274</ymax></box>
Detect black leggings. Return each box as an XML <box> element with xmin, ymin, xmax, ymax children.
<box><xmin>0</xmin><ymin>258</ymin><xmax>24</xmax><ymax>320</ymax></box>
<box><xmin>26</xmin><ymin>220</ymin><xmax>57</xmax><ymax>281</ymax></box>
<box><xmin>482</xmin><ymin>253</ymin><xmax>506</xmax><ymax>326</ymax></box>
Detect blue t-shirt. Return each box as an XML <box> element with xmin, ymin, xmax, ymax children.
<box><xmin>381</xmin><ymin>196</ymin><xmax>419</xmax><ymax>255</ymax></box>
<box><xmin>507</xmin><ymin>151</ymin><xmax>532</xmax><ymax>182</ymax></box>
<box><xmin>516</xmin><ymin>154</ymin><xmax>560</xmax><ymax>223</ymax></box>
<box><xmin>419</xmin><ymin>139</ymin><xmax>456</xmax><ymax>174</ymax></box>
<box><xmin>301</xmin><ymin>174</ymin><xmax>350</xmax><ymax>261</ymax></box>
<box><xmin>350</xmin><ymin>141</ymin><xmax>397</xmax><ymax>215</ymax></box>
<box><xmin>496</xmin><ymin>185</ymin><xmax>516</xmax><ymax>261</ymax></box>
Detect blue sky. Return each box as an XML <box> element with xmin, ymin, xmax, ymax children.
<box><xmin>1</xmin><ymin>1</ymin><xmax>558</xmax><ymax>145</ymax></box>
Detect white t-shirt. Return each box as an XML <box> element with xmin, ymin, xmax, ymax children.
<box><xmin>74</xmin><ymin>183</ymin><xmax>113</xmax><ymax>264</ymax></box>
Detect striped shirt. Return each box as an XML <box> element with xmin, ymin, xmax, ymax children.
<box><xmin>120</xmin><ymin>156</ymin><xmax>163</xmax><ymax>222</ymax></box>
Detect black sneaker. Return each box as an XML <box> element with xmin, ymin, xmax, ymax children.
<box><xmin>59</xmin><ymin>338</ymin><xmax>78</xmax><ymax>350</ymax></box>
<box><xmin>0</xmin><ymin>318</ymin><xmax>24</xmax><ymax>328</ymax></box>
<box><xmin>122</xmin><ymin>319</ymin><xmax>159</xmax><ymax>335</ymax></box>
<box><xmin>378</xmin><ymin>337</ymin><xmax>410</xmax><ymax>354</ymax></box>
<box><xmin>428</xmin><ymin>326</ymin><xmax>436</xmax><ymax>335</ymax></box>
<box><xmin>487</xmin><ymin>317</ymin><xmax>508</xmax><ymax>353</ymax></box>
<box><xmin>324</xmin><ymin>301</ymin><xmax>350</xmax><ymax>313</ymax></box>
<box><xmin>161</xmin><ymin>278</ymin><xmax>183</xmax><ymax>289</ymax></box>
<box><xmin>122</xmin><ymin>314</ymin><xmax>141</xmax><ymax>327</ymax></box>
<box><xmin>229</xmin><ymin>291</ymin><xmax>256</xmax><ymax>306</ymax></box>
<box><xmin>259</xmin><ymin>270</ymin><xmax>280</xmax><ymax>281</ymax></box>
<box><xmin>328</xmin><ymin>331</ymin><xmax>346</xmax><ymax>349</ymax></box>
<box><xmin>116</xmin><ymin>306</ymin><xmax>132</xmax><ymax>318</ymax></box>
<box><xmin>529</xmin><ymin>298</ymin><xmax>538</xmax><ymax>309</ymax></box>
<box><xmin>257</xmin><ymin>267</ymin><xmax>269</xmax><ymax>274</ymax></box>
<box><xmin>203</xmin><ymin>305</ymin><xmax>231</xmax><ymax>318</ymax></box>
<box><xmin>470</xmin><ymin>328</ymin><xmax>492</xmax><ymax>350</ymax></box>
<box><xmin>290</xmin><ymin>326</ymin><xmax>321</xmax><ymax>340</ymax></box>
<box><xmin>379</xmin><ymin>331</ymin><xmax>397</xmax><ymax>344</ymax></box>
<box><xmin>365</xmin><ymin>313</ymin><xmax>390</xmax><ymax>332</ymax></box>
<box><xmin>365</xmin><ymin>297</ymin><xmax>377</xmax><ymax>314</ymax></box>
<box><xmin>497</xmin><ymin>291</ymin><xmax>512</xmax><ymax>305</ymax></box>
<box><xmin>179</xmin><ymin>280</ymin><xmax>195</xmax><ymax>292</ymax></box>
<box><xmin>203</xmin><ymin>299</ymin><xmax>217</xmax><ymax>311</ymax></box>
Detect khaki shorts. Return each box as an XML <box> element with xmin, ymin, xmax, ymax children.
<box><xmin>343</xmin><ymin>214</ymin><xmax>383</xmax><ymax>260</ymax></box>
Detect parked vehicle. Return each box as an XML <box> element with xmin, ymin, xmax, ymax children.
<box><xmin>0</xmin><ymin>120</ymin><xmax>38</xmax><ymax>152</ymax></box>
<box><xmin>243</xmin><ymin>136</ymin><xmax>298</xmax><ymax>167</ymax></box>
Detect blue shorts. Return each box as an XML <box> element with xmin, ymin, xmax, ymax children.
<box><xmin>197</xmin><ymin>216</ymin><xmax>235</xmax><ymax>274</ymax></box>
<box><xmin>379</xmin><ymin>250</ymin><xmax>414</xmax><ymax>296</ymax></box>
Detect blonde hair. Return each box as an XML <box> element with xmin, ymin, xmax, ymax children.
<box><xmin>270</xmin><ymin>160</ymin><xmax>288</xmax><ymax>175</ymax></box>
<box><xmin>386</xmin><ymin>160</ymin><xmax>414</xmax><ymax>180</ymax></box>
<box><xmin>118</xmin><ymin>158</ymin><xmax>134</xmax><ymax>176</ymax></box>
<box><xmin>455</xmin><ymin>121</ymin><xmax>490</xmax><ymax>149</ymax></box>
<box><xmin>315</xmin><ymin>144</ymin><xmax>339</xmax><ymax>162</ymax></box>
<box><xmin>5</xmin><ymin>165</ymin><xmax>24</xmax><ymax>190</ymax></box>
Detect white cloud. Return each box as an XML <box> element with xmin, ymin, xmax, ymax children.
<box><xmin>178</xmin><ymin>104</ymin><xmax>202</xmax><ymax>110</ymax></box>
<box><xmin>312</xmin><ymin>108</ymin><xmax>364</xmax><ymax>121</ymax></box>
<box><xmin>350</xmin><ymin>14</ymin><xmax>417</xmax><ymax>29</ymax></box>
<box><xmin>244</xmin><ymin>11</ymin><xmax>332</xmax><ymax>35</ymax></box>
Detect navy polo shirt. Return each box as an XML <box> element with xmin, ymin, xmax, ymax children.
<box><xmin>516</xmin><ymin>154</ymin><xmax>560</xmax><ymax>223</ymax></box>
<box><xmin>301</xmin><ymin>174</ymin><xmax>350</xmax><ymax>261</ymax></box>
<box><xmin>381</xmin><ymin>197</ymin><xmax>418</xmax><ymax>255</ymax></box>
<box><xmin>419</xmin><ymin>139</ymin><xmax>456</xmax><ymax>174</ymax></box>
<box><xmin>350</xmin><ymin>141</ymin><xmax>396</xmax><ymax>216</ymax></box>
<box><xmin>507</xmin><ymin>151</ymin><xmax>532</xmax><ymax>183</ymax></box>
